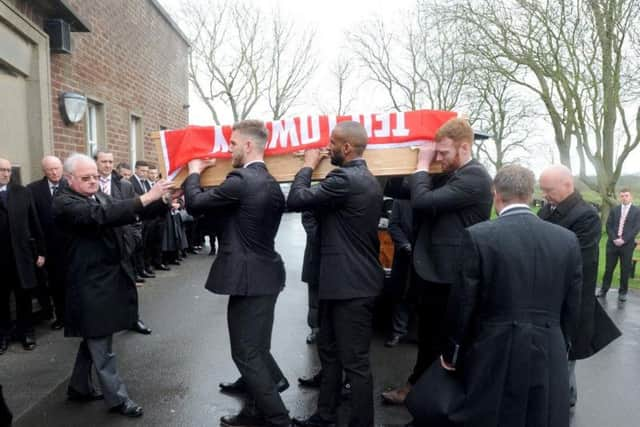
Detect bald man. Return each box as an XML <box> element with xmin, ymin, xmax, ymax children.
<box><xmin>0</xmin><ymin>158</ymin><xmax>46</xmax><ymax>353</ymax></box>
<box><xmin>27</xmin><ymin>156</ymin><xmax>68</xmax><ymax>330</ymax></box>
<box><xmin>288</xmin><ymin>121</ymin><xmax>384</xmax><ymax>427</ymax></box>
<box><xmin>538</xmin><ymin>165</ymin><xmax>621</xmax><ymax>409</ymax></box>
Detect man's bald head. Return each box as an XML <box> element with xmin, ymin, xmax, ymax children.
<box><xmin>0</xmin><ymin>158</ymin><xmax>12</xmax><ymax>186</ymax></box>
<box><xmin>539</xmin><ymin>164</ymin><xmax>575</xmax><ymax>205</ymax></box>
<box><xmin>328</xmin><ymin>121</ymin><xmax>368</xmax><ymax>166</ymax></box>
<box><xmin>42</xmin><ymin>155</ymin><xmax>63</xmax><ymax>183</ymax></box>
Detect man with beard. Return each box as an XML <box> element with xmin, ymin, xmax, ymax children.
<box><xmin>287</xmin><ymin>121</ymin><xmax>384</xmax><ymax>427</ymax></box>
<box><xmin>538</xmin><ymin>165</ymin><xmax>621</xmax><ymax>409</ymax></box>
<box><xmin>382</xmin><ymin>118</ymin><xmax>493</xmax><ymax>407</ymax></box>
<box><xmin>53</xmin><ymin>153</ymin><xmax>171</xmax><ymax>417</ymax></box>
<box><xmin>184</xmin><ymin>120</ymin><xmax>291</xmax><ymax>427</ymax></box>
<box><xmin>27</xmin><ymin>155</ymin><xmax>67</xmax><ymax>330</ymax></box>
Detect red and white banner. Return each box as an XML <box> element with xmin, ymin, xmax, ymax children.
<box><xmin>159</xmin><ymin>109</ymin><xmax>457</xmax><ymax>179</ymax></box>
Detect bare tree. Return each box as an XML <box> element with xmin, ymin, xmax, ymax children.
<box><xmin>267</xmin><ymin>15</ymin><xmax>317</xmax><ymax>119</ymax></box>
<box><xmin>468</xmin><ymin>72</ymin><xmax>533</xmax><ymax>172</ymax></box>
<box><xmin>349</xmin><ymin>2</ymin><xmax>470</xmax><ymax>112</ymax></box>
<box><xmin>445</xmin><ymin>0</ymin><xmax>640</xmax><ymax>215</ymax></box>
<box><xmin>180</xmin><ymin>0</ymin><xmax>317</xmax><ymax>124</ymax></box>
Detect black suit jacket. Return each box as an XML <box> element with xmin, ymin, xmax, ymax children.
<box><xmin>26</xmin><ymin>177</ymin><xmax>67</xmax><ymax>252</ymax></box>
<box><xmin>287</xmin><ymin>159</ymin><xmax>384</xmax><ymax>300</ymax></box>
<box><xmin>606</xmin><ymin>204</ymin><xmax>640</xmax><ymax>247</ymax></box>
<box><xmin>1</xmin><ymin>184</ymin><xmax>46</xmax><ymax>290</ymax></box>
<box><xmin>130</xmin><ymin>175</ymin><xmax>148</xmax><ymax>196</ymax></box>
<box><xmin>184</xmin><ymin>162</ymin><xmax>286</xmax><ymax>296</ymax></box>
<box><xmin>439</xmin><ymin>207</ymin><xmax>582</xmax><ymax>426</ymax></box>
<box><xmin>409</xmin><ymin>159</ymin><xmax>493</xmax><ymax>284</ymax></box>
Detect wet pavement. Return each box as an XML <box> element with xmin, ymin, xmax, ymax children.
<box><xmin>1</xmin><ymin>212</ymin><xmax>639</xmax><ymax>426</ymax></box>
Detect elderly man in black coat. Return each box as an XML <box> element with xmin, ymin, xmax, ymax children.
<box><xmin>538</xmin><ymin>164</ymin><xmax>621</xmax><ymax>408</ymax></box>
<box><xmin>27</xmin><ymin>155</ymin><xmax>67</xmax><ymax>330</ymax></box>
<box><xmin>410</xmin><ymin>165</ymin><xmax>582</xmax><ymax>427</ymax></box>
<box><xmin>53</xmin><ymin>153</ymin><xmax>171</xmax><ymax>418</ymax></box>
<box><xmin>184</xmin><ymin>120</ymin><xmax>290</xmax><ymax>427</ymax></box>
<box><xmin>0</xmin><ymin>157</ymin><xmax>46</xmax><ymax>353</ymax></box>
<box><xmin>288</xmin><ymin>121</ymin><xmax>384</xmax><ymax>427</ymax></box>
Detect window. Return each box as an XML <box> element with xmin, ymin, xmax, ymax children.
<box><xmin>130</xmin><ymin>115</ymin><xmax>143</xmax><ymax>164</ymax></box>
<box><xmin>85</xmin><ymin>100</ymin><xmax>104</xmax><ymax>157</ymax></box>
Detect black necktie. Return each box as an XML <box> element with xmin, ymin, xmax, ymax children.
<box><xmin>144</xmin><ymin>180</ymin><xmax>151</xmax><ymax>192</ymax></box>
<box><xmin>52</xmin><ymin>185</ymin><xmax>59</xmax><ymax>196</ymax></box>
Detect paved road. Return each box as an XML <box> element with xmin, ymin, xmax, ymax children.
<box><xmin>1</xmin><ymin>212</ymin><xmax>639</xmax><ymax>426</ymax></box>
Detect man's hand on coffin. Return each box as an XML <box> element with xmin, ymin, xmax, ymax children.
<box><xmin>188</xmin><ymin>158</ymin><xmax>217</xmax><ymax>175</ymax></box>
<box><xmin>141</xmin><ymin>179</ymin><xmax>173</xmax><ymax>206</ymax></box>
<box><xmin>303</xmin><ymin>148</ymin><xmax>324</xmax><ymax>170</ymax></box>
<box><xmin>416</xmin><ymin>144</ymin><xmax>436</xmax><ymax>171</ymax></box>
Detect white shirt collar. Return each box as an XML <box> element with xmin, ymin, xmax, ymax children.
<box><xmin>499</xmin><ymin>203</ymin><xmax>531</xmax><ymax>216</ymax></box>
<box><xmin>0</xmin><ymin>185</ymin><xmax>7</xmax><ymax>192</ymax></box>
<box><xmin>99</xmin><ymin>174</ymin><xmax>111</xmax><ymax>182</ymax></box>
<box><xmin>48</xmin><ymin>180</ymin><xmax>60</xmax><ymax>188</ymax></box>
<box><xmin>244</xmin><ymin>160</ymin><xmax>265</xmax><ymax>168</ymax></box>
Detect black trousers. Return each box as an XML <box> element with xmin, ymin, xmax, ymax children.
<box><xmin>46</xmin><ymin>255</ymin><xmax>66</xmax><ymax>322</ymax></box>
<box><xmin>0</xmin><ymin>263</ymin><xmax>33</xmax><ymax>337</ymax></box>
<box><xmin>317</xmin><ymin>297</ymin><xmax>375</xmax><ymax>427</ymax></box>
<box><xmin>0</xmin><ymin>384</ymin><xmax>12</xmax><ymax>427</ymax></box>
<box><xmin>228</xmin><ymin>295</ymin><xmax>289</xmax><ymax>426</ymax></box>
<box><xmin>306</xmin><ymin>281</ymin><xmax>319</xmax><ymax>330</ymax></box>
<box><xmin>408</xmin><ymin>277</ymin><xmax>451</xmax><ymax>385</ymax></box>
<box><xmin>601</xmin><ymin>241</ymin><xmax>635</xmax><ymax>295</ymax></box>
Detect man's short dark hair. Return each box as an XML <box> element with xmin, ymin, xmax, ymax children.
<box><xmin>620</xmin><ymin>188</ymin><xmax>631</xmax><ymax>194</ymax></box>
<box><xmin>232</xmin><ymin>120</ymin><xmax>269</xmax><ymax>151</ymax></box>
<box><xmin>116</xmin><ymin>162</ymin><xmax>131</xmax><ymax>171</ymax></box>
<box><xmin>94</xmin><ymin>150</ymin><xmax>113</xmax><ymax>161</ymax></box>
<box><xmin>134</xmin><ymin>160</ymin><xmax>149</xmax><ymax>169</ymax></box>
<box><xmin>493</xmin><ymin>164</ymin><xmax>535</xmax><ymax>204</ymax></box>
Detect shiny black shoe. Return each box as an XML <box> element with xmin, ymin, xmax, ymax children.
<box><xmin>67</xmin><ymin>387</ymin><xmax>104</xmax><ymax>402</ymax></box>
<box><xmin>51</xmin><ymin>320</ymin><xmax>64</xmax><ymax>330</ymax></box>
<box><xmin>109</xmin><ymin>399</ymin><xmax>143</xmax><ymax>417</ymax></box>
<box><xmin>306</xmin><ymin>329</ymin><xmax>319</xmax><ymax>344</ymax></box>
<box><xmin>131</xmin><ymin>320</ymin><xmax>152</xmax><ymax>335</ymax></box>
<box><xmin>618</xmin><ymin>293</ymin><xmax>627</xmax><ymax>302</ymax></box>
<box><xmin>385</xmin><ymin>334</ymin><xmax>402</xmax><ymax>348</ymax></box>
<box><xmin>154</xmin><ymin>264</ymin><xmax>171</xmax><ymax>271</ymax></box>
<box><xmin>220</xmin><ymin>412</ymin><xmax>266</xmax><ymax>427</ymax></box>
<box><xmin>276</xmin><ymin>378</ymin><xmax>289</xmax><ymax>393</ymax></box>
<box><xmin>219</xmin><ymin>377</ymin><xmax>247</xmax><ymax>395</ymax></box>
<box><xmin>135</xmin><ymin>277</ymin><xmax>146</xmax><ymax>284</ymax></box>
<box><xmin>22</xmin><ymin>333</ymin><xmax>36</xmax><ymax>351</ymax></box>
<box><xmin>139</xmin><ymin>271</ymin><xmax>155</xmax><ymax>279</ymax></box>
<box><xmin>0</xmin><ymin>336</ymin><xmax>8</xmax><ymax>355</ymax></box>
<box><xmin>298</xmin><ymin>372</ymin><xmax>322</xmax><ymax>388</ymax></box>
<box><xmin>292</xmin><ymin>413</ymin><xmax>336</xmax><ymax>427</ymax></box>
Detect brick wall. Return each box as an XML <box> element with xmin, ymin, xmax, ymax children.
<box><xmin>16</xmin><ymin>0</ymin><xmax>189</xmax><ymax>167</ymax></box>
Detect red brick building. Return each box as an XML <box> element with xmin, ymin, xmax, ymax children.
<box><xmin>0</xmin><ymin>0</ymin><xmax>189</xmax><ymax>182</ymax></box>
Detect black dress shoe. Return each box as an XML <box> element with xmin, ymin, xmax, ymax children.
<box><xmin>139</xmin><ymin>271</ymin><xmax>155</xmax><ymax>279</ymax></box>
<box><xmin>0</xmin><ymin>336</ymin><xmax>8</xmax><ymax>355</ymax></box>
<box><xmin>618</xmin><ymin>293</ymin><xmax>627</xmax><ymax>302</ymax></box>
<box><xmin>385</xmin><ymin>334</ymin><xmax>402</xmax><ymax>348</ymax></box>
<box><xmin>306</xmin><ymin>329</ymin><xmax>318</xmax><ymax>344</ymax></box>
<box><xmin>136</xmin><ymin>277</ymin><xmax>146</xmax><ymax>283</ymax></box>
<box><xmin>220</xmin><ymin>377</ymin><xmax>247</xmax><ymax>394</ymax></box>
<box><xmin>131</xmin><ymin>320</ymin><xmax>152</xmax><ymax>335</ymax></box>
<box><xmin>220</xmin><ymin>412</ymin><xmax>266</xmax><ymax>426</ymax></box>
<box><xmin>292</xmin><ymin>413</ymin><xmax>336</xmax><ymax>427</ymax></box>
<box><xmin>109</xmin><ymin>399</ymin><xmax>143</xmax><ymax>417</ymax></box>
<box><xmin>154</xmin><ymin>264</ymin><xmax>171</xmax><ymax>271</ymax></box>
<box><xmin>67</xmin><ymin>387</ymin><xmax>104</xmax><ymax>402</ymax></box>
<box><xmin>51</xmin><ymin>320</ymin><xmax>64</xmax><ymax>330</ymax></box>
<box><xmin>597</xmin><ymin>289</ymin><xmax>607</xmax><ymax>298</ymax></box>
<box><xmin>298</xmin><ymin>372</ymin><xmax>322</xmax><ymax>388</ymax></box>
<box><xmin>170</xmin><ymin>260</ymin><xmax>181</xmax><ymax>266</ymax></box>
<box><xmin>276</xmin><ymin>378</ymin><xmax>289</xmax><ymax>393</ymax></box>
<box><xmin>22</xmin><ymin>334</ymin><xmax>36</xmax><ymax>351</ymax></box>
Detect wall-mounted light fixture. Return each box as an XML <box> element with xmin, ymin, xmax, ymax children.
<box><xmin>59</xmin><ymin>92</ymin><xmax>87</xmax><ymax>124</ymax></box>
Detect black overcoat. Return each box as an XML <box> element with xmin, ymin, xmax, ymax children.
<box><xmin>2</xmin><ymin>183</ymin><xmax>46</xmax><ymax>290</ymax></box>
<box><xmin>538</xmin><ymin>191</ymin><xmax>621</xmax><ymax>359</ymax></box>
<box><xmin>53</xmin><ymin>187</ymin><xmax>163</xmax><ymax>338</ymax></box>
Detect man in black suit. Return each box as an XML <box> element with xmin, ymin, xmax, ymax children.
<box><xmin>184</xmin><ymin>120</ymin><xmax>291</xmax><ymax>427</ymax></box>
<box><xmin>412</xmin><ymin>165</ymin><xmax>582</xmax><ymax>427</ymax></box>
<box><xmin>96</xmin><ymin>151</ymin><xmax>153</xmax><ymax>335</ymax></box>
<box><xmin>538</xmin><ymin>164</ymin><xmax>621</xmax><ymax>408</ymax></box>
<box><xmin>288</xmin><ymin>121</ymin><xmax>384</xmax><ymax>427</ymax></box>
<box><xmin>382</xmin><ymin>118</ymin><xmax>493</xmax><ymax>405</ymax></box>
<box><xmin>27</xmin><ymin>155</ymin><xmax>67</xmax><ymax>330</ymax></box>
<box><xmin>0</xmin><ymin>158</ymin><xmax>46</xmax><ymax>353</ymax></box>
<box><xmin>598</xmin><ymin>189</ymin><xmax>640</xmax><ymax>302</ymax></box>
<box><xmin>53</xmin><ymin>153</ymin><xmax>171</xmax><ymax>417</ymax></box>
